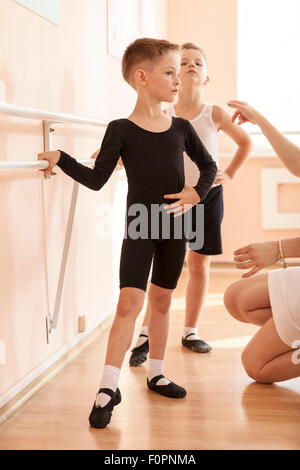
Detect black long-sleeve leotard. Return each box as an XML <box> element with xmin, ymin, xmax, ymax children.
<box><xmin>57</xmin><ymin>117</ymin><xmax>217</xmax><ymax>290</ymax></box>
<box><xmin>57</xmin><ymin>117</ymin><xmax>217</xmax><ymax>209</ymax></box>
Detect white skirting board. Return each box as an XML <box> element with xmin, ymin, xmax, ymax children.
<box><xmin>0</xmin><ymin>308</ymin><xmax>113</xmax><ymax>423</ymax></box>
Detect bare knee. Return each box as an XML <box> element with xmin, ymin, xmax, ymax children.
<box><xmin>187</xmin><ymin>252</ymin><xmax>210</xmax><ymax>278</ymax></box>
<box><xmin>241</xmin><ymin>348</ymin><xmax>273</xmax><ymax>384</ymax></box>
<box><xmin>149</xmin><ymin>288</ymin><xmax>172</xmax><ymax>315</ymax></box>
<box><xmin>241</xmin><ymin>348</ymin><xmax>258</xmax><ymax>381</ymax></box>
<box><xmin>116</xmin><ymin>291</ymin><xmax>144</xmax><ymax>319</ymax></box>
<box><xmin>223</xmin><ymin>281</ymin><xmax>246</xmax><ymax>322</ymax></box>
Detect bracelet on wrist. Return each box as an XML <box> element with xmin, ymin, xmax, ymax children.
<box><xmin>278</xmin><ymin>239</ymin><xmax>288</xmax><ymax>269</ymax></box>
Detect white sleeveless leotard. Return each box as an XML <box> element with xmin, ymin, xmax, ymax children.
<box><xmin>168</xmin><ymin>104</ymin><xmax>219</xmax><ymax>188</ymax></box>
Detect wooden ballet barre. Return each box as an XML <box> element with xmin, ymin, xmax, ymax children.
<box><xmin>0</xmin><ymin>101</ymin><xmax>107</xmax><ymax>340</ymax></box>
<box><xmin>0</xmin><ymin>159</ymin><xmax>95</xmax><ymax>171</ymax></box>
<box><xmin>0</xmin><ymin>160</ymin><xmax>49</xmax><ymax>171</ymax></box>
<box><xmin>0</xmin><ymin>102</ymin><xmax>107</xmax><ymax>127</ymax></box>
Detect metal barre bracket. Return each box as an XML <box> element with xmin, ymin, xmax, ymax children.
<box><xmin>43</xmin><ymin>120</ymin><xmax>56</xmax><ymax>180</ymax></box>
<box><xmin>47</xmin><ymin>180</ymin><xmax>79</xmax><ymax>334</ymax></box>
<box><xmin>42</xmin><ymin>119</ymin><xmax>79</xmax><ymax>338</ymax></box>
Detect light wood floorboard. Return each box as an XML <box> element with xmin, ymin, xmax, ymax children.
<box><xmin>0</xmin><ymin>267</ymin><xmax>299</xmax><ymax>450</ymax></box>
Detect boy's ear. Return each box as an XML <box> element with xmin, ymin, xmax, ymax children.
<box><xmin>135</xmin><ymin>68</ymin><xmax>148</xmax><ymax>87</ymax></box>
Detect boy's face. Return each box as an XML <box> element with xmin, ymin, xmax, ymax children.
<box><xmin>145</xmin><ymin>51</ymin><xmax>180</xmax><ymax>102</ymax></box>
<box><xmin>179</xmin><ymin>49</ymin><xmax>209</xmax><ymax>88</ymax></box>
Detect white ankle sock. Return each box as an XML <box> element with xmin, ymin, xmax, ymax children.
<box><xmin>148</xmin><ymin>358</ymin><xmax>170</xmax><ymax>385</ymax></box>
<box><xmin>96</xmin><ymin>365</ymin><xmax>121</xmax><ymax>407</ymax></box>
<box><xmin>135</xmin><ymin>326</ymin><xmax>148</xmax><ymax>348</ymax></box>
<box><xmin>183</xmin><ymin>327</ymin><xmax>200</xmax><ymax>341</ymax></box>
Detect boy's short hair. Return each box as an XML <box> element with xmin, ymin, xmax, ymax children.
<box><xmin>122</xmin><ymin>38</ymin><xmax>179</xmax><ymax>86</ymax></box>
<box><xmin>180</xmin><ymin>42</ymin><xmax>207</xmax><ymax>65</ymax></box>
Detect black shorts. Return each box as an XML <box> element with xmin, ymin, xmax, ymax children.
<box><xmin>119</xmin><ymin>237</ymin><xmax>186</xmax><ymax>292</ymax></box>
<box><xmin>188</xmin><ymin>184</ymin><xmax>224</xmax><ymax>255</ymax></box>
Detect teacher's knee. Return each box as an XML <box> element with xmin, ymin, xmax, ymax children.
<box><xmin>223</xmin><ymin>281</ymin><xmax>246</xmax><ymax>322</ymax></box>
<box><xmin>241</xmin><ymin>348</ymin><xmax>273</xmax><ymax>384</ymax></box>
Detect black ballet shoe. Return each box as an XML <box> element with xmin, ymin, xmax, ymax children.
<box><xmin>147</xmin><ymin>375</ymin><xmax>186</xmax><ymax>398</ymax></box>
<box><xmin>182</xmin><ymin>333</ymin><xmax>212</xmax><ymax>353</ymax></box>
<box><xmin>129</xmin><ymin>335</ymin><xmax>149</xmax><ymax>366</ymax></box>
<box><xmin>89</xmin><ymin>387</ymin><xmax>121</xmax><ymax>429</ymax></box>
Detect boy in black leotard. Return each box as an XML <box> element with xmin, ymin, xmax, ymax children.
<box><xmin>38</xmin><ymin>38</ymin><xmax>217</xmax><ymax>429</ymax></box>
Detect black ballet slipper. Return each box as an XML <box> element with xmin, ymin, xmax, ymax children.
<box><xmin>147</xmin><ymin>375</ymin><xmax>186</xmax><ymax>398</ymax></box>
<box><xmin>89</xmin><ymin>387</ymin><xmax>121</xmax><ymax>429</ymax></box>
<box><xmin>129</xmin><ymin>335</ymin><xmax>149</xmax><ymax>366</ymax></box>
<box><xmin>182</xmin><ymin>333</ymin><xmax>212</xmax><ymax>353</ymax></box>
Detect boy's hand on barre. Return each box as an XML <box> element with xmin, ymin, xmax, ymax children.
<box><xmin>227</xmin><ymin>100</ymin><xmax>262</xmax><ymax>126</ymax></box>
<box><xmin>38</xmin><ymin>150</ymin><xmax>61</xmax><ymax>176</ymax></box>
<box><xmin>233</xmin><ymin>241</ymin><xmax>279</xmax><ymax>278</ymax></box>
<box><xmin>163</xmin><ymin>185</ymin><xmax>201</xmax><ymax>217</ymax></box>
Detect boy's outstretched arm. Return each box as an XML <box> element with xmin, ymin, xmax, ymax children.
<box><xmin>212</xmin><ymin>105</ymin><xmax>252</xmax><ymax>183</ymax></box>
<box><xmin>38</xmin><ymin>121</ymin><xmax>124</xmax><ymax>191</ymax></box>
<box><xmin>90</xmin><ymin>148</ymin><xmax>124</xmax><ymax>169</ymax></box>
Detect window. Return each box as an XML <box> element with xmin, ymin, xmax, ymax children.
<box><xmin>238</xmin><ymin>0</ymin><xmax>300</xmax><ymax>137</ymax></box>
<box><xmin>108</xmin><ymin>0</ymin><xmax>143</xmax><ymax>60</ymax></box>
<box><xmin>13</xmin><ymin>0</ymin><xmax>60</xmax><ymax>25</ymax></box>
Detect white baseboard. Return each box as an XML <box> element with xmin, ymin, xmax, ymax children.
<box><xmin>0</xmin><ymin>308</ymin><xmax>113</xmax><ymax>423</ymax></box>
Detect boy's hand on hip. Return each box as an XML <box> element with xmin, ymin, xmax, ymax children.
<box><xmin>214</xmin><ymin>170</ymin><xmax>232</xmax><ymax>186</ymax></box>
<box><xmin>214</xmin><ymin>169</ymin><xmax>224</xmax><ymax>185</ymax></box>
<box><xmin>90</xmin><ymin>149</ymin><xmax>100</xmax><ymax>159</ymax></box>
<box><xmin>163</xmin><ymin>185</ymin><xmax>200</xmax><ymax>217</ymax></box>
<box><xmin>116</xmin><ymin>157</ymin><xmax>124</xmax><ymax>169</ymax></box>
<box><xmin>38</xmin><ymin>150</ymin><xmax>61</xmax><ymax>176</ymax></box>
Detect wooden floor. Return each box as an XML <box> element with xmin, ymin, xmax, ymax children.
<box><xmin>1</xmin><ymin>267</ymin><xmax>300</xmax><ymax>450</ymax></box>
